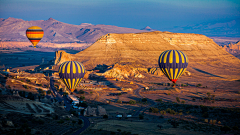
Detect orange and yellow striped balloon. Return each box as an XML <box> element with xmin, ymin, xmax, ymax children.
<box><xmin>26</xmin><ymin>26</ymin><xmax>44</xmax><ymax>48</ymax></box>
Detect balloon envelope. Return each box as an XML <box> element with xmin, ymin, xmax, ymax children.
<box><xmin>58</xmin><ymin>61</ymin><xmax>85</xmax><ymax>92</ymax></box>
<box><xmin>26</xmin><ymin>26</ymin><xmax>44</xmax><ymax>48</ymax></box>
<box><xmin>158</xmin><ymin>50</ymin><xmax>188</xmax><ymax>83</ymax></box>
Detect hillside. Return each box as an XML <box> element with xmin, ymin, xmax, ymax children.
<box><xmin>0</xmin><ymin>17</ymin><xmax>148</xmax><ymax>43</ymax></box>
<box><xmin>54</xmin><ymin>31</ymin><xmax>240</xmax><ymax>79</ymax></box>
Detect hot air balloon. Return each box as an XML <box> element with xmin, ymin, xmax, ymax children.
<box><xmin>158</xmin><ymin>50</ymin><xmax>188</xmax><ymax>84</ymax></box>
<box><xmin>58</xmin><ymin>61</ymin><xmax>85</xmax><ymax>92</ymax></box>
<box><xmin>26</xmin><ymin>26</ymin><xmax>44</xmax><ymax>48</ymax></box>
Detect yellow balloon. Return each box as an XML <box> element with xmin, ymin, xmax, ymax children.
<box><xmin>26</xmin><ymin>26</ymin><xmax>44</xmax><ymax>48</ymax></box>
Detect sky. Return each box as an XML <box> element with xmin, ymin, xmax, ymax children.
<box><xmin>0</xmin><ymin>0</ymin><xmax>239</xmax><ymax>33</ymax></box>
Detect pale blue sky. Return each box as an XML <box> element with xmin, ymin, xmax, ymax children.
<box><xmin>0</xmin><ymin>0</ymin><xmax>239</xmax><ymax>32</ymax></box>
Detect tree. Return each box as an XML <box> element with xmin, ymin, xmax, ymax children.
<box><xmin>80</xmin><ymin>96</ymin><xmax>85</xmax><ymax>100</ymax></box>
<box><xmin>27</xmin><ymin>92</ymin><xmax>35</xmax><ymax>100</ymax></box>
<box><xmin>141</xmin><ymin>98</ymin><xmax>147</xmax><ymax>102</ymax></box>
<box><xmin>129</xmin><ymin>100</ymin><xmax>136</xmax><ymax>105</ymax></box>
<box><xmin>79</xmin><ymin>90</ymin><xmax>85</xmax><ymax>94</ymax></box>
<box><xmin>176</xmin><ymin>97</ymin><xmax>180</xmax><ymax>103</ymax></box>
<box><xmin>196</xmin><ymin>84</ymin><xmax>202</xmax><ymax>87</ymax></box>
<box><xmin>78</xmin><ymin>119</ymin><xmax>83</xmax><ymax>125</ymax></box>
<box><xmin>139</xmin><ymin>114</ymin><xmax>144</xmax><ymax>119</ymax></box>
<box><xmin>47</xmin><ymin>90</ymin><xmax>51</xmax><ymax>94</ymax></box>
<box><xmin>117</xmin><ymin>100</ymin><xmax>122</xmax><ymax>103</ymax></box>
<box><xmin>220</xmin><ymin>126</ymin><xmax>231</xmax><ymax>133</ymax></box>
<box><xmin>169</xmin><ymin>120</ymin><xmax>179</xmax><ymax>128</ymax></box>
<box><xmin>149</xmin><ymin>107</ymin><xmax>159</xmax><ymax>113</ymax></box>
<box><xmin>103</xmin><ymin>115</ymin><xmax>108</xmax><ymax>119</ymax></box>
<box><xmin>72</xmin><ymin>120</ymin><xmax>76</xmax><ymax>126</ymax></box>
<box><xmin>155</xmin><ymin>99</ymin><xmax>162</xmax><ymax>102</ymax></box>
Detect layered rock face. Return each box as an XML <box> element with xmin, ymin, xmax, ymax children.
<box><xmin>222</xmin><ymin>41</ymin><xmax>240</xmax><ymax>58</ymax></box>
<box><xmin>102</xmin><ymin>64</ymin><xmax>144</xmax><ymax>79</ymax></box>
<box><xmin>54</xmin><ymin>31</ymin><xmax>240</xmax><ymax>76</ymax></box>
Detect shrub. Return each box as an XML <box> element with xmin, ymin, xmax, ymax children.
<box><xmin>196</xmin><ymin>84</ymin><xmax>202</xmax><ymax>87</ymax></box>
<box><xmin>232</xmin><ymin>126</ymin><xmax>239</xmax><ymax>130</ymax></box>
<box><xmin>139</xmin><ymin>114</ymin><xmax>144</xmax><ymax>119</ymax></box>
<box><xmin>155</xmin><ymin>99</ymin><xmax>162</xmax><ymax>102</ymax></box>
<box><xmin>103</xmin><ymin>115</ymin><xmax>108</xmax><ymax>119</ymax></box>
<box><xmin>169</xmin><ymin>110</ymin><xmax>176</xmax><ymax>115</ymax></box>
<box><xmin>159</xmin><ymin>115</ymin><xmax>164</xmax><ymax>118</ymax></box>
<box><xmin>57</xmin><ymin>120</ymin><xmax>64</xmax><ymax>124</ymax></box>
<box><xmin>166</xmin><ymin>108</ymin><xmax>171</xmax><ymax>113</ymax></box>
<box><xmin>129</xmin><ymin>100</ymin><xmax>136</xmax><ymax>104</ymax></box>
<box><xmin>142</xmin><ymin>98</ymin><xmax>147</xmax><ymax>102</ymax></box>
<box><xmin>179</xmin><ymin>112</ymin><xmax>183</xmax><ymax>115</ymax></box>
<box><xmin>220</xmin><ymin>126</ymin><xmax>231</xmax><ymax>133</ymax></box>
<box><xmin>110</xmin><ymin>131</ymin><xmax>116</xmax><ymax>135</ymax></box>
<box><xmin>149</xmin><ymin>107</ymin><xmax>159</xmax><ymax>113</ymax></box>
<box><xmin>160</xmin><ymin>110</ymin><xmax>166</xmax><ymax>115</ymax></box>
<box><xmin>65</xmin><ymin>118</ymin><xmax>70</xmax><ymax>121</ymax></box>
<box><xmin>80</xmin><ymin>96</ymin><xmax>85</xmax><ymax>100</ymax></box>
<box><xmin>79</xmin><ymin>90</ymin><xmax>85</xmax><ymax>94</ymax></box>
<box><xmin>176</xmin><ymin>97</ymin><xmax>180</xmax><ymax>102</ymax></box>
<box><xmin>117</xmin><ymin>100</ymin><xmax>122</xmax><ymax>103</ymax></box>
<box><xmin>72</xmin><ymin>120</ymin><xmax>76</xmax><ymax>126</ymax></box>
<box><xmin>207</xmin><ymin>92</ymin><xmax>211</xmax><ymax>97</ymax></box>
<box><xmin>181</xmin><ymin>100</ymin><xmax>185</xmax><ymax>104</ymax></box>
<box><xmin>169</xmin><ymin>120</ymin><xmax>179</xmax><ymax>128</ymax></box>
<box><xmin>218</xmin><ymin>121</ymin><xmax>221</xmax><ymax>124</ymax></box>
<box><xmin>78</xmin><ymin>119</ymin><xmax>83</xmax><ymax>125</ymax></box>
<box><xmin>202</xmin><ymin>112</ymin><xmax>209</xmax><ymax>118</ymax></box>
<box><xmin>192</xmin><ymin>97</ymin><xmax>196</xmax><ymax>101</ymax></box>
<box><xmin>23</xmin><ymin>85</ymin><xmax>29</xmax><ymax>89</ymax></box>
<box><xmin>167</xmin><ymin>93</ymin><xmax>171</xmax><ymax>95</ymax></box>
<box><xmin>238</xmin><ymin>91</ymin><xmax>240</xmax><ymax>94</ymax></box>
<box><xmin>47</xmin><ymin>90</ymin><xmax>51</xmax><ymax>94</ymax></box>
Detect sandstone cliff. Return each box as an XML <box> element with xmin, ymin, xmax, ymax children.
<box><xmin>222</xmin><ymin>41</ymin><xmax>240</xmax><ymax>59</ymax></box>
<box><xmin>54</xmin><ymin>31</ymin><xmax>240</xmax><ymax>77</ymax></box>
<box><xmin>102</xmin><ymin>64</ymin><xmax>144</xmax><ymax>79</ymax></box>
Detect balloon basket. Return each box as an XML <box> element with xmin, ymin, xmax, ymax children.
<box><xmin>171</xmin><ymin>83</ymin><xmax>176</xmax><ymax>87</ymax></box>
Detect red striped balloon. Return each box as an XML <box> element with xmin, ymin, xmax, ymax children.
<box><xmin>26</xmin><ymin>26</ymin><xmax>44</xmax><ymax>48</ymax></box>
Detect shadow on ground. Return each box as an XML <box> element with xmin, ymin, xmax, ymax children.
<box><xmin>192</xmin><ymin>68</ymin><xmax>224</xmax><ymax>78</ymax></box>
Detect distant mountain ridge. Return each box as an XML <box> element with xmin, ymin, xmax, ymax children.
<box><xmin>141</xmin><ymin>26</ymin><xmax>158</xmax><ymax>31</ymax></box>
<box><xmin>0</xmin><ymin>17</ymin><xmax>149</xmax><ymax>43</ymax></box>
<box><xmin>168</xmin><ymin>18</ymin><xmax>240</xmax><ymax>37</ymax></box>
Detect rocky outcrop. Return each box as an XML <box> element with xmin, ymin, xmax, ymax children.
<box><xmin>54</xmin><ymin>31</ymin><xmax>240</xmax><ymax>77</ymax></box>
<box><xmin>102</xmin><ymin>64</ymin><xmax>144</xmax><ymax>79</ymax></box>
<box><xmin>85</xmin><ymin>106</ymin><xmax>96</xmax><ymax>116</ymax></box>
<box><xmin>222</xmin><ymin>41</ymin><xmax>240</xmax><ymax>58</ymax></box>
<box><xmin>54</xmin><ymin>50</ymin><xmax>72</xmax><ymax>65</ymax></box>
<box><xmin>97</xmin><ymin>106</ymin><xmax>107</xmax><ymax>116</ymax></box>
<box><xmin>147</xmin><ymin>68</ymin><xmax>163</xmax><ymax>76</ymax></box>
